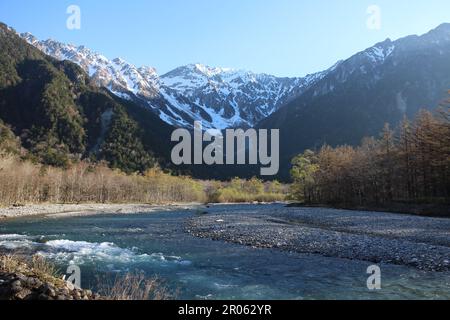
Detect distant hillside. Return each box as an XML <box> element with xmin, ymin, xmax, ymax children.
<box><xmin>259</xmin><ymin>23</ymin><xmax>450</xmax><ymax>179</ymax></box>
<box><xmin>0</xmin><ymin>22</ymin><xmax>174</xmax><ymax>173</ymax></box>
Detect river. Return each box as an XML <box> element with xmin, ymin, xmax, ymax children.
<box><xmin>0</xmin><ymin>204</ymin><xmax>449</xmax><ymax>300</ymax></box>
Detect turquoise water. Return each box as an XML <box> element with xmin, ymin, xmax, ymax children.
<box><xmin>0</xmin><ymin>204</ymin><xmax>449</xmax><ymax>300</ymax></box>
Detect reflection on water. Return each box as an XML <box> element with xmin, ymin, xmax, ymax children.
<box><xmin>1</xmin><ymin>205</ymin><xmax>449</xmax><ymax>300</ymax></box>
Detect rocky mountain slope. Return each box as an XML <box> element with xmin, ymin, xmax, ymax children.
<box><xmin>21</xmin><ymin>33</ymin><xmax>332</xmax><ymax>129</ymax></box>
<box><xmin>158</xmin><ymin>63</ymin><xmax>331</xmax><ymax>128</ymax></box>
<box><xmin>0</xmin><ymin>23</ymin><xmax>174</xmax><ymax>173</ymax></box>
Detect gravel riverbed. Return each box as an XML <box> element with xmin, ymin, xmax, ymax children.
<box><xmin>0</xmin><ymin>203</ymin><xmax>202</xmax><ymax>220</ymax></box>
<box><xmin>186</xmin><ymin>205</ymin><xmax>450</xmax><ymax>272</ymax></box>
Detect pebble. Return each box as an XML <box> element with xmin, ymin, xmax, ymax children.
<box><xmin>65</xmin><ymin>281</ymin><xmax>75</xmax><ymax>291</ymax></box>
<box><xmin>41</xmin><ymin>284</ymin><xmax>56</xmax><ymax>297</ymax></box>
<box><xmin>59</xmin><ymin>287</ymin><xmax>70</xmax><ymax>296</ymax></box>
<box><xmin>38</xmin><ymin>293</ymin><xmax>51</xmax><ymax>300</ymax></box>
<box><xmin>1</xmin><ymin>267</ymin><xmax>102</xmax><ymax>300</ymax></box>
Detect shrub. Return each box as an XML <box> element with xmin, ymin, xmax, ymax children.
<box><xmin>207</xmin><ymin>177</ymin><xmax>287</xmax><ymax>203</ymax></box>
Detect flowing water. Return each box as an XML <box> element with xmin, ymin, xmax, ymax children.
<box><xmin>0</xmin><ymin>204</ymin><xmax>449</xmax><ymax>300</ymax></box>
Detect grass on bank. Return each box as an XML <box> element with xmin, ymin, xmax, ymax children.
<box><xmin>0</xmin><ymin>255</ymin><xmax>172</xmax><ymax>300</ymax></box>
<box><xmin>97</xmin><ymin>271</ymin><xmax>172</xmax><ymax>300</ymax></box>
<box><xmin>0</xmin><ymin>254</ymin><xmax>64</xmax><ymax>287</ymax></box>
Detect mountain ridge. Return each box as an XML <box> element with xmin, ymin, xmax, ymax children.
<box><xmin>0</xmin><ymin>22</ymin><xmax>174</xmax><ymax>173</ymax></box>
<box><xmin>259</xmin><ymin>22</ymin><xmax>450</xmax><ymax>178</ymax></box>
<box><xmin>4</xmin><ymin>21</ymin><xmax>450</xmax><ymax>180</ymax></box>
<box><xmin>19</xmin><ymin>31</ymin><xmax>333</xmax><ymax>129</ymax></box>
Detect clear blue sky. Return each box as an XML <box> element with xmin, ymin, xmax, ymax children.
<box><xmin>1</xmin><ymin>0</ymin><xmax>450</xmax><ymax>77</ymax></box>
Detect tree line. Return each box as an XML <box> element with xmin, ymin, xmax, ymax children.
<box><xmin>0</xmin><ymin>155</ymin><xmax>206</xmax><ymax>205</ymax></box>
<box><xmin>290</xmin><ymin>104</ymin><xmax>450</xmax><ymax>207</ymax></box>
<box><xmin>0</xmin><ymin>152</ymin><xmax>287</xmax><ymax>206</ymax></box>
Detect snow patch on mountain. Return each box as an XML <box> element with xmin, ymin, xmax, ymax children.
<box><xmin>21</xmin><ymin>33</ymin><xmax>159</xmax><ymax>99</ymax></box>
<box><xmin>365</xmin><ymin>44</ymin><xmax>396</xmax><ymax>63</ymax></box>
<box><xmin>21</xmin><ymin>33</ymin><xmax>331</xmax><ymax>129</ymax></box>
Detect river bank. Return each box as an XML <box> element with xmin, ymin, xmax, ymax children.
<box><xmin>186</xmin><ymin>205</ymin><xmax>450</xmax><ymax>272</ymax></box>
<box><xmin>2</xmin><ymin>203</ymin><xmax>450</xmax><ymax>273</ymax></box>
<box><xmin>0</xmin><ymin>203</ymin><xmax>205</xmax><ymax>220</ymax></box>
<box><xmin>0</xmin><ymin>255</ymin><xmax>101</xmax><ymax>300</ymax></box>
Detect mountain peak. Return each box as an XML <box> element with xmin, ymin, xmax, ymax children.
<box><xmin>0</xmin><ymin>22</ymin><xmax>14</xmax><ymax>34</ymax></box>
<box><xmin>431</xmin><ymin>22</ymin><xmax>450</xmax><ymax>33</ymax></box>
<box><xmin>188</xmin><ymin>63</ymin><xmax>234</xmax><ymax>77</ymax></box>
<box><xmin>113</xmin><ymin>57</ymin><xmax>126</xmax><ymax>64</ymax></box>
<box><xmin>417</xmin><ymin>23</ymin><xmax>450</xmax><ymax>42</ymax></box>
<box><xmin>375</xmin><ymin>38</ymin><xmax>392</xmax><ymax>46</ymax></box>
<box><xmin>20</xmin><ymin>32</ymin><xmax>37</xmax><ymax>44</ymax></box>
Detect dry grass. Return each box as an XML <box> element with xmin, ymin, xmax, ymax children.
<box><xmin>98</xmin><ymin>271</ymin><xmax>172</xmax><ymax>300</ymax></box>
<box><xmin>206</xmin><ymin>178</ymin><xmax>288</xmax><ymax>203</ymax></box>
<box><xmin>1</xmin><ymin>255</ymin><xmax>172</xmax><ymax>300</ymax></box>
<box><xmin>0</xmin><ymin>155</ymin><xmax>288</xmax><ymax>207</ymax></box>
<box><xmin>29</xmin><ymin>255</ymin><xmax>62</xmax><ymax>284</ymax></box>
<box><xmin>0</xmin><ymin>254</ymin><xmax>64</xmax><ymax>287</ymax></box>
<box><xmin>0</xmin><ymin>155</ymin><xmax>206</xmax><ymax>206</ymax></box>
<box><xmin>0</xmin><ymin>254</ymin><xmax>22</xmax><ymax>273</ymax></box>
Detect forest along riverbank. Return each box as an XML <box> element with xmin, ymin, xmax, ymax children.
<box><xmin>186</xmin><ymin>205</ymin><xmax>450</xmax><ymax>272</ymax></box>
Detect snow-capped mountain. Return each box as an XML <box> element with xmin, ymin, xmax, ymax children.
<box><xmin>21</xmin><ymin>33</ymin><xmax>160</xmax><ymax>99</ymax></box>
<box><xmin>20</xmin><ymin>32</ymin><xmax>331</xmax><ymax>129</ymax></box>
<box><xmin>159</xmin><ymin>64</ymin><xmax>331</xmax><ymax>128</ymax></box>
